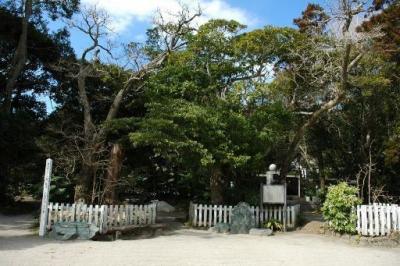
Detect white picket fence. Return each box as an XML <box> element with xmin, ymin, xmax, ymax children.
<box><xmin>356</xmin><ymin>204</ymin><xmax>400</xmax><ymax>236</ymax></box>
<box><xmin>189</xmin><ymin>203</ymin><xmax>300</xmax><ymax>229</ymax></box>
<box><xmin>46</xmin><ymin>202</ymin><xmax>157</xmax><ymax>234</ymax></box>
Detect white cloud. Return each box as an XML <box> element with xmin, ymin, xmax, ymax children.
<box><xmin>81</xmin><ymin>0</ymin><xmax>257</xmax><ymax>33</ymax></box>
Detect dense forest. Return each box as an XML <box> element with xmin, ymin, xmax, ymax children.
<box><xmin>1</xmin><ymin>0</ymin><xmax>399</xmax><ymax>207</ymax></box>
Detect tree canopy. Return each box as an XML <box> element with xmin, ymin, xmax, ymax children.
<box><xmin>1</xmin><ymin>0</ymin><xmax>400</xmax><ymax>205</ymax></box>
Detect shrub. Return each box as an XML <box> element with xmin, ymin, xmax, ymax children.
<box><xmin>321</xmin><ymin>182</ymin><xmax>362</xmax><ymax>234</ymax></box>
<box><xmin>263</xmin><ymin>219</ymin><xmax>283</xmax><ymax>232</ymax></box>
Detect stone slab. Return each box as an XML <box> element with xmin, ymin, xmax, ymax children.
<box><xmin>249</xmin><ymin>228</ymin><xmax>273</xmax><ymax>236</ymax></box>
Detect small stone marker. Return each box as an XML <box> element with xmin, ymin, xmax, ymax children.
<box><xmin>249</xmin><ymin>228</ymin><xmax>273</xmax><ymax>236</ymax></box>
<box><xmin>230</xmin><ymin>202</ymin><xmax>255</xmax><ymax>234</ymax></box>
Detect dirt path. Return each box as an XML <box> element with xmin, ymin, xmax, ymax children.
<box><xmin>1</xmin><ymin>214</ymin><xmax>399</xmax><ymax>266</ymax></box>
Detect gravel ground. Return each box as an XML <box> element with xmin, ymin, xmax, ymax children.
<box><xmin>0</xmin><ymin>214</ymin><xmax>399</xmax><ymax>266</ymax></box>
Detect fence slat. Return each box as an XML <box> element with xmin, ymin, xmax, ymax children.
<box><xmin>47</xmin><ymin>203</ymin><xmax>53</xmax><ymax>229</ymax></box>
<box><xmin>380</xmin><ymin>205</ymin><xmax>386</xmax><ymax>235</ymax></box>
<box><xmin>361</xmin><ymin>205</ymin><xmax>367</xmax><ymax>235</ymax></box>
<box><xmin>223</xmin><ymin>205</ymin><xmax>227</xmax><ymax>224</ymax></box>
<box><xmin>391</xmin><ymin>205</ymin><xmax>397</xmax><ymax>231</ymax></box>
<box><xmin>218</xmin><ymin>205</ymin><xmax>223</xmax><ymax>224</ymax></box>
<box><xmin>142</xmin><ymin>204</ymin><xmax>146</xmax><ymax>225</ymax></box>
<box><xmin>193</xmin><ymin>204</ymin><xmax>197</xmax><ymax>226</ymax></box>
<box><xmin>204</xmin><ymin>205</ymin><xmax>208</xmax><ymax>227</ymax></box>
<box><xmin>213</xmin><ymin>205</ymin><xmax>217</xmax><ymax>226</ymax></box>
<box><xmin>397</xmin><ymin>206</ymin><xmax>400</xmax><ymax>230</ymax></box>
<box><xmin>54</xmin><ymin>203</ymin><xmax>59</xmax><ymax>223</ymax></box>
<box><xmin>356</xmin><ymin>205</ymin><xmax>361</xmax><ymax>234</ymax></box>
<box><xmin>387</xmin><ymin>205</ymin><xmax>391</xmax><ymax>233</ymax></box>
<box><xmin>60</xmin><ymin>203</ymin><xmax>65</xmax><ymax>222</ymax></box>
<box><xmin>260</xmin><ymin>208</ymin><xmax>264</xmax><ymax>225</ymax></box>
<box><xmin>375</xmin><ymin>204</ymin><xmax>379</xmax><ymax>236</ymax></box>
<box><xmin>198</xmin><ymin>204</ymin><xmax>203</xmax><ymax>227</ymax></box>
<box><xmin>368</xmin><ymin>205</ymin><xmax>373</xmax><ymax>236</ymax></box>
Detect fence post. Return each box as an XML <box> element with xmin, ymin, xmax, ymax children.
<box><xmin>39</xmin><ymin>158</ymin><xmax>53</xmax><ymax>237</ymax></box>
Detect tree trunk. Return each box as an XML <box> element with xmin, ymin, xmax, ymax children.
<box><xmin>2</xmin><ymin>0</ymin><xmax>32</xmax><ymax>113</ymax></box>
<box><xmin>77</xmin><ymin>71</ymin><xmax>95</xmax><ymax>138</ymax></box>
<box><xmin>74</xmin><ymin>160</ymin><xmax>94</xmax><ymax>203</ymax></box>
<box><xmin>103</xmin><ymin>143</ymin><xmax>124</xmax><ymax>204</ymax></box>
<box><xmin>210</xmin><ymin>167</ymin><xmax>224</xmax><ymax>204</ymax></box>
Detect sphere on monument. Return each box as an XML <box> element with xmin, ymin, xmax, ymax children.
<box><xmin>269</xmin><ymin>164</ymin><xmax>277</xmax><ymax>171</ymax></box>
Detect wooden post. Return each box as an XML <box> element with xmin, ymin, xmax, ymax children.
<box><xmin>39</xmin><ymin>158</ymin><xmax>53</xmax><ymax>237</ymax></box>
<box><xmin>283</xmin><ymin>182</ymin><xmax>287</xmax><ymax>232</ymax></box>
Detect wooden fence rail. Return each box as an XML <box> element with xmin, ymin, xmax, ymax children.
<box><xmin>357</xmin><ymin>203</ymin><xmax>400</xmax><ymax>236</ymax></box>
<box><xmin>189</xmin><ymin>203</ymin><xmax>300</xmax><ymax>229</ymax></box>
<box><xmin>46</xmin><ymin>202</ymin><xmax>157</xmax><ymax>234</ymax></box>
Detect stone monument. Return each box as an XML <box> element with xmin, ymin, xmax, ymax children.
<box><xmin>230</xmin><ymin>202</ymin><xmax>255</xmax><ymax>234</ymax></box>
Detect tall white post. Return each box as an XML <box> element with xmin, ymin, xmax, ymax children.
<box><xmin>283</xmin><ymin>182</ymin><xmax>287</xmax><ymax>232</ymax></box>
<box><xmin>39</xmin><ymin>158</ymin><xmax>53</xmax><ymax>237</ymax></box>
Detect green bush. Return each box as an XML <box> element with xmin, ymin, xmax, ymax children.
<box><xmin>263</xmin><ymin>219</ymin><xmax>283</xmax><ymax>232</ymax></box>
<box><xmin>321</xmin><ymin>182</ymin><xmax>362</xmax><ymax>234</ymax></box>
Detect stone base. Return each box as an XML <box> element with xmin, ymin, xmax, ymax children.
<box><xmin>209</xmin><ymin>223</ymin><xmax>230</xmax><ymax>233</ymax></box>
<box><xmin>249</xmin><ymin>228</ymin><xmax>273</xmax><ymax>236</ymax></box>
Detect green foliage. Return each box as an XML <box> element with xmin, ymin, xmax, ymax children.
<box><xmin>49</xmin><ymin>176</ymin><xmax>74</xmax><ymax>203</ymax></box>
<box><xmin>321</xmin><ymin>182</ymin><xmax>362</xmax><ymax>234</ymax></box>
<box><xmin>263</xmin><ymin>219</ymin><xmax>283</xmax><ymax>231</ymax></box>
<box><xmin>126</xmin><ymin>21</ymin><xmax>300</xmax><ymax>202</ymax></box>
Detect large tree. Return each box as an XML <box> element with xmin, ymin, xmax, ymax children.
<box><xmin>54</xmin><ymin>5</ymin><xmax>201</xmax><ymax>203</ymax></box>
<box><xmin>130</xmin><ymin>20</ymin><xmax>293</xmax><ymax>204</ymax></box>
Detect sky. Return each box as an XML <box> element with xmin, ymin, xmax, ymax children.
<box><xmin>49</xmin><ymin>0</ymin><xmax>325</xmax><ymax>58</ymax></box>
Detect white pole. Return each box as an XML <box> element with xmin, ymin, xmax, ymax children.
<box><xmin>39</xmin><ymin>158</ymin><xmax>53</xmax><ymax>237</ymax></box>
<box><xmin>283</xmin><ymin>182</ymin><xmax>287</xmax><ymax>232</ymax></box>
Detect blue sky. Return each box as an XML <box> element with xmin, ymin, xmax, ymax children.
<box><xmin>49</xmin><ymin>0</ymin><xmax>324</xmax><ymax>58</ymax></box>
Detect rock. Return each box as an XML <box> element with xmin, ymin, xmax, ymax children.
<box><xmin>230</xmin><ymin>202</ymin><xmax>255</xmax><ymax>234</ymax></box>
<box><xmin>152</xmin><ymin>200</ymin><xmax>175</xmax><ymax>213</ymax></box>
<box><xmin>208</xmin><ymin>227</ymin><xmax>218</xmax><ymax>233</ymax></box>
<box><xmin>249</xmin><ymin>228</ymin><xmax>273</xmax><ymax>236</ymax></box>
<box><xmin>154</xmin><ymin>228</ymin><xmax>164</xmax><ymax>236</ymax></box>
<box><xmin>358</xmin><ymin>237</ymin><xmax>369</xmax><ymax>246</ymax></box>
<box><xmin>50</xmin><ymin>222</ymin><xmax>99</xmax><ymax>240</ymax></box>
<box><xmin>214</xmin><ymin>223</ymin><xmax>230</xmax><ymax>233</ymax></box>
